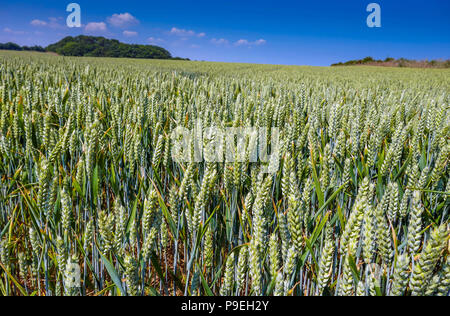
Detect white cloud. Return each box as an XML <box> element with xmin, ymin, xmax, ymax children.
<box><xmin>170</xmin><ymin>27</ymin><xmax>205</xmax><ymax>38</ymax></box>
<box><xmin>107</xmin><ymin>13</ymin><xmax>139</xmax><ymax>28</ymax></box>
<box><xmin>234</xmin><ymin>39</ymin><xmax>249</xmax><ymax>46</ymax></box>
<box><xmin>253</xmin><ymin>39</ymin><xmax>267</xmax><ymax>45</ymax></box>
<box><xmin>170</xmin><ymin>27</ymin><xmax>194</xmax><ymax>36</ymax></box>
<box><xmin>85</xmin><ymin>22</ymin><xmax>107</xmax><ymax>32</ymax></box>
<box><xmin>30</xmin><ymin>17</ymin><xmax>65</xmax><ymax>29</ymax></box>
<box><xmin>48</xmin><ymin>17</ymin><xmax>64</xmax><ymax>26</ymax></box>
<box><xmin>148</xmin><ymin>37</ymin><xmax>165</xmax><ymax>44</ymax></box>
<box><xmin>3</xmin><ymin>27</ymin><xmax>26</xmax><ymax>35</ymax></box>
<box><xmin>30</xmin><ymin>19</ymin><xmax>47</xmax><ymax>27</ymax></box>
<box><xmin>211</xmin><ymin>38</ymin><xmax>229</xmax><ymax>45</ymax></box>
<box><xmin>234</xmin><ymin>39</ymin><xmax>267</xmax><ymax>46</ymax></box>
<box><xmin>123</xmin><ymin>30</ymin><xmax>138</xmax><ymax>37</ymax></box>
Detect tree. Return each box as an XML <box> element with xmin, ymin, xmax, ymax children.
<box><xmin>46</xmin><ymin>36</ymin><xmax>172</xmax><ymax>60</ymax></box>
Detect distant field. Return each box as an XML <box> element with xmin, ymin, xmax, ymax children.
<box><xmin>0</xmin><ymin>50</ymin><xmax>448</xmax><ymax>296</ymax></box>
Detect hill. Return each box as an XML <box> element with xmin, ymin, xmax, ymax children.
<box><xmin>46</xmin><ymin>36</ymin><xmax>173</xmax><ymax>59</ymax></box>
<box><xmin>0</xmin><ymin>36</ymin><xmax>185</xmax><ymax>60</ymax></box>
<box><xmin>331</xmin><ymin>56</ymin><xmax>450</xmax><ymax>68</ymax></box>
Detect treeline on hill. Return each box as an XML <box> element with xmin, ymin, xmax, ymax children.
<box><xmin>0</xmin><ymin>42</ymin><xmax>46</xmax><ymax>52</ymax></box>
<box><xmin>332</xmin><ymin>56</ymin><xmax>450</xmax><ymax>68</ymax></box>
<box><xmin>0</xmin><ymin>36</ymin><xmax>188</xmax><ymax>60</ymax></box>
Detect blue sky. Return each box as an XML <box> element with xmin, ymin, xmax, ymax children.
<box><xmin>0</xmin><ymin>0</ymin><xmax>449</xmax><ymax>66</ymax></box>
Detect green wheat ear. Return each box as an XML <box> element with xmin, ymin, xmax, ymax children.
<box><xmin>410</xmin><ymin>224</ymin><xmax>448</xmax><ymax>296</ymax></box>
<box><xmin>390</xmin><ymin>254</ymin><xmax>410</xmax><ymax>296</ymax></box>
<box><xmin>220</xmin><ymin>252</ymin><xmax>235</xmax><ymax>296</ymax></box>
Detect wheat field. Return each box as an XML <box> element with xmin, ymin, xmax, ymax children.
<box><xmin>0</xmin><ymin>51</ymin><xmax>448</xmax><ymax>296</ymax></box>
